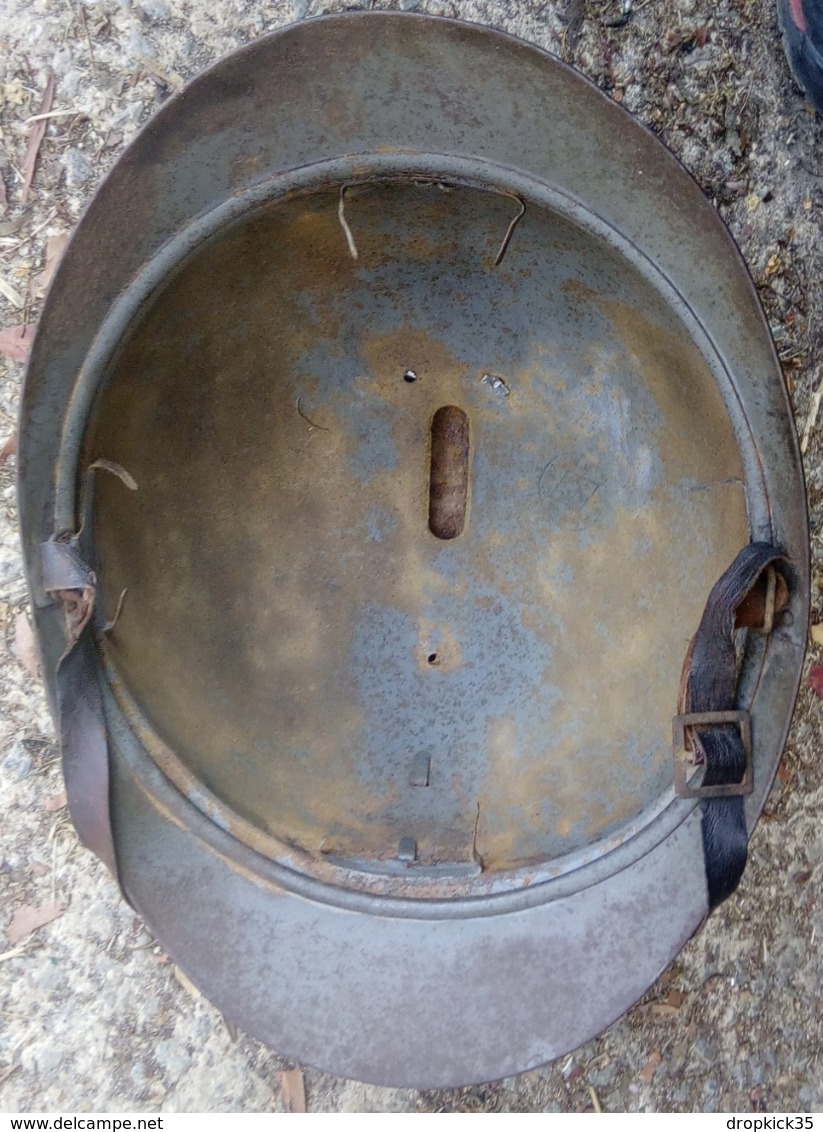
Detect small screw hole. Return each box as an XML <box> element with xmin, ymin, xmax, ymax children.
<box><xmin>403</xmin><ymin>370</ymin><xmax>418</xmax><ymax>383</ymax></box>
<box><xmin>427</xmin><ymin>652</ymin><xmax>440</xmax><ymax>665</ymax></box>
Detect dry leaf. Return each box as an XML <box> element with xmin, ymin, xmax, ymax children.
<box><xmin>21</xmin><ymin>73</ymin><xmax>55</xmax><ymax>204</ymax></box>
<box><xmin>650</xmin><ymin>989</ymin><xmax>684</xmax><ymax>1016</ymax></box>
<box><xmin>639</xmin><ymin>1049</ymin><xmax>662</xmax><ymax>1084</ymax></box>
<box><xmin>34</xmin><ymin>232</ymin><xmax>69</xmax><ymax>296</ymax></box>
<box><xmin>14</xmin><ymin>611</ymin><xmax>40</xmax><ymax>676</ymax></box>
<box><xmin>44</xmin><ymin>790</ymin><xmax>68</xmax><ymax>812</ymax></box>
<box><xmin>808</xmin><ymin>664</ymin><xmax>823</xmax><ymax>698</ymax></box>
<box><xmin>14</xmin><ymin>611</ymin><xmax>40</xmax><ymax>677</ymax></box>
<box><xmin>811</xmin><ymin>623</ymin><xmax>823</xmax><ymax>647</ymax></box>
<box><xmin>100</xmin><ymin>128</ymin><xmax>123</xmax><ymax>151</ymax></box>
<box><xmin>7</xmin><ymin>899</ymin><xmax>66</xmax><ymax>945</ymax></box>
<box><xmin>0</xmin><ymin>277</ymin><xmax>24</xmax><ymax>309</ymax></box>
<box><xmin>0</xmin><ymin>214</ymin><xmax>28</xmax><ymax>238</ymax></box>
<box><xmin>0</xmin><ymin>433</ymin><xmax>17</xmax><ymax>465</ymax></box>
<box><xmin>137</xmin><ymin>57</ymin><xmax>184</xmax><ymax>91</ymax></box>
<box><xmin>0</xmin><ymin>323</ymin><xmax>35</xmax><ymax>363</ymax></box>
<box><xmin>279</xmin><ymin>1068</ymin><xmax>307</xmax><ymax>1113</ymax></box>
<box><xmin>173</xmin><ymin>964</ymin><xmax>201</xmax><ymax>999</ymax></box>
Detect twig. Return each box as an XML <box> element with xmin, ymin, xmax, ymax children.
<box><xmin>52</xmin><ymin>823</ymin><xmax>59</xmax><ymax>903</ymax></box>
<box><xmin>801</xmin><ymin>374</ymin><xmax>823</xmax><ymax>453</ymax></box>
<box><xmin>338</xmin><ymin>184</ymin><xmax>358</xmax><ymax>261</ymax></box>
<box><xmin>493</xmin><ymin>195</ymin><xmax>526</xmax><ymax>266</ymax></box>
<box><xmin>0</xmin><ymin>1064</ymin><xmax>21</xmax><ymax>1086</ymax></box>
<box><xmin>77</xmin><ymin>3</ymin><xmax>96</xmax><ymax>75</ymax></box>
<box><xmin>21</xmin><ymin>72</ymin><xmax>55</xmax><ymax>204</ymax></box>
<box><xmin>296</xmin><ymin>397</ymin><xmax>329</xmax><ymax>433</ymax></box>
<box><xmin>0</xmin><ymin>946</ymin><xmax>28</xmax><ymax>963</ymax></box>
<box><xmin>24</xmin><ymin>108</ymin><xmax>82</xmax><ymax>125</ymax></box>
<box><xmin>588</xmin><ymin>1085</ymin><xmax>603</xmax><ymax>1113</ymax></box>
<box><xmin>279</xmin><ymin>1069</ymin><xmax>307</xmax><ymax>1114</ymax></box>
<box><xmin>2</xmin><ymin>207</ymin><xmax>59</xmax><ymax>256</ymax></box>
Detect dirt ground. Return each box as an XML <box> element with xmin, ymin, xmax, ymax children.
<box><xmin>1</xmin><ymin>0</ymin><xmax>823</xmax><ymax>1114</ymax></box>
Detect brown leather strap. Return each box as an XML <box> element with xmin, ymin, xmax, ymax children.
<box><xmin>41</xmin><ymin>540</ymin><xmax>121</xmax><ymax>886</ymax></box>
<box><xmin>678</xmin><ymin>542</ymin><xmax>789</xmax><ymax>909</ymax></box>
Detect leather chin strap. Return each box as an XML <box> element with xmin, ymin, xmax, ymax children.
<box><xmin>41</xmin><ymin>539</ymin><xmax>122</xmax><ymax>892</ymax></box>
<box><xmin>677</xmin><ymin>542</ymin><xmax>790</xmax><ymax>910</ymax></box>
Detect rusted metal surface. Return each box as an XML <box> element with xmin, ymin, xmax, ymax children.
<box><xmin>88</xmin><ymin>179</ymin><xmax>751</xmax><ymax>878</ymax></box>
<box><xmin>19</xmin><ymin>13</ymin><xmax>809</xmax><ymax>1086</ymax></box>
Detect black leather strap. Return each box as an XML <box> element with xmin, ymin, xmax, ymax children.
<box><xmin>679</xmin><ymin>542</ymin><xmax>788</xmax><ymax>909</ymax></box>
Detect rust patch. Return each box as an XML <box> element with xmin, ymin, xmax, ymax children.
<box><xmin>428</xmin><ymin>406</ymin><xmax>470</xmax><ymax>539</ymax></box>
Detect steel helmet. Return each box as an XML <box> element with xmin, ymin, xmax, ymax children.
<box><xmin>20</xmin><ymin>12</ymin><xmax>809</xmax><ymax>1088</ymax></box>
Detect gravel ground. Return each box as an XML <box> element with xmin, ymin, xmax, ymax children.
<box><xmin>2</xmin><ymin>0</ymin><xmax>823</xmax><ymax>1114</ymax></box>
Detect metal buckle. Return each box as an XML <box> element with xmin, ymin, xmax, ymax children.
<box><xmin>672</xmin><ymin>710</ymin><xmax>752</xmax><ymax>798</ymax></box>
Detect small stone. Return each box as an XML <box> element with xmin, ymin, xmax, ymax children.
<box><xmin>337</xmin><ymin>1083</ymin><xmax>416</xmax><ymax>1113</ymax></box>
<box><xmin>59</xmin><ymin>67</ymin><xmax>85</xmax><ymax>99</ymax></box>
<box><xmin>0</xmin><ymin>543</ymin><xmax>24</xmax><ymax>585</ymax></box>
<box><xmin>32</xmin><ymin>961</ymin><xmax>63</xmax><ymax>992</ymax></box>
<box><xmin>21</xmin><ymin>1039</ymin><xmax>64</xmax><ymax>1075</ymax></box>
<box><xmin>693</xmin><ymin>1038</ymin><xmax>717</xmax><ymax>1066</ymax></box>
<box><xmin>807</xmin><ymin>831</ymin><xmax>823</xmax><ymax>865</ymax></box>
<box><xmin>51</xmin><ymin>48</ymin><xmax>73</xmax><ymax>72</ymax></box>
<box><xmin>702</xmin><ymin>1078</ymin><xmax>721</xmax><ymax>1112</ymax></box>
<box><xmin>62</xmin><ymin>149</ymin><xmax>93</xmax><ymax>189</ymax></box>
<box><xmin>154</xmin><ymin>1038</ymin><xmax>191</xmax><ymax>1083</ymax></box>
<box><xmin>2</xmin><ymin>741</ymin><xmax>32</xmax><ymax>782</ymax></box>
<box><xmin>128</xmin><ymin>27</ymin><xmax>156</xmax><ymax>60</ymax></box>
<box><xmin>138</xmin><ymin>0</ymin><xmax>169</xmax><ymax>18</ymax></box>
<box><xmin>588</xmin><ymin>1060</ymin><xmax>618</xmax><ymax>1088</ymax></box>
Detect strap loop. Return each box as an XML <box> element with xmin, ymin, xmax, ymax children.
<box><xmin>673</xmin><ymin>710</ymin><xmax>752</xmax><ymax>798</ymax></box>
